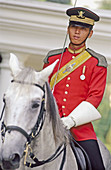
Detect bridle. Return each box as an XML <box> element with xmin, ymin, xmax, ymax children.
<box><xmin>1</xmin><ymin>80</ymin><xmax>46</xmax><ymax>144</ymax></box>
<box><xmin>0</xmin><ymin>80</ymin><xmax>66</xmax><ymax>169</ymax></box>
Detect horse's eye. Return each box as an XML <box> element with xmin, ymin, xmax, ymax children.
<box><xmin>32</xmin><ymin>102</ymin><xmax>39</xmax><ymax>109</ymax></box>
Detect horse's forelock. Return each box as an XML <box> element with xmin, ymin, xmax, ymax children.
<box><xmin>16</xmin><ymin>67</ymin><xmax>36</xmax><ymax>83</ymax></box>
<box><xmin>8</xmin><ymin>68</ymin><xmax>39</xmax><ymax>97</ymax></box>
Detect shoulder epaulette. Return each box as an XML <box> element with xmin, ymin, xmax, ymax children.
<box><xmin>43</xmin><ymin>48</ymin><xmax>66</xmax><ymax>64</ymax></box>
<box><xmin>86</xmin><ymin>48</ymin><xmax>108</xmax><ymax>68</ymax></box>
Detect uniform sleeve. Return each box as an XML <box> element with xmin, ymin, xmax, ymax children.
<box><xmin>86</xmin><ymin>65</ymin><xmax>107</xmax><ymax>108</ymax></box>
<box><xmin>43</xmin><ymin>63</ymin><xmax>49</xmax><ymax>69</ymax></box>
<box><xmin>43</xmin><ymin>57</ymin><xmax>55</xmax><ymax>69</ymax></box>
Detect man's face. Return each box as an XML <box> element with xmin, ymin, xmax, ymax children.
<box><xmin>68</xmin><ymin>25</ymin><xmax>93</xmax><ymax>46</ymax></box>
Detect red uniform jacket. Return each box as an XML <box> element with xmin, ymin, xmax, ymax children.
<box><xmin>43</xmin><ymin>46</ymin><xmax>107</xmax><ymax>141</ymax></box>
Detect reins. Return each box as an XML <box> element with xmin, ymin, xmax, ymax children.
<box><xmin>0</xmin><ymin>97</ymin><xmax>6</xmax><ymax>121</ymax></box>
<box><xmin>0</xmin><ymin>80</ymin><xmax>67</xmax><ymax>169</ymax></box>
<box><xmin>24</xmin><ymin>142</ymin><xmax>66</xmax><ymax>169</ymax></box>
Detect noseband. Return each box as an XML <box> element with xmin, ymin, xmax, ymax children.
<box><xmin>1</xmin><ymin>79</ymin><xmax>46</xmax><ymax>144</ymax></box>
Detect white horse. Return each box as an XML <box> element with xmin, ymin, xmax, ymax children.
<box><xmin>0</xmin><ymin>54</ymin><xmax>111</xmax><ymax>170</ymax></box>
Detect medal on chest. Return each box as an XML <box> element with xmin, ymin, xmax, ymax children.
<box><xmin>63</xmin><ymin>63</ymin><xmax>76</xmax><ymax>73</ymax></box>
<box><xmin>80</xmin><ymin>65</ymin><xmax>86</xmax><ymax>80</ymax></box>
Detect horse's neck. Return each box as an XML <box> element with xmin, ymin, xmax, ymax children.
<box><xmin>32</xmin><ymin>112</ymin><xmax>60</xmax><ymax>160</ymax></box>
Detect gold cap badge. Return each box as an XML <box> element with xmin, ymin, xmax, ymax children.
<box><xmin>77</xmin><ymin>11</ymin><xmax>85</xmax><ymax>19</ymax></box>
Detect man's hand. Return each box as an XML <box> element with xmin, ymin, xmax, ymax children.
<box><xmin>61</xmin><ymin>116</ymin><xmax>76</xmax><ymax>129</ymax></box>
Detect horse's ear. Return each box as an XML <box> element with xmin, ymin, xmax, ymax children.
<box><xmin>40</xmin><ymin>59</ymin><xmax>59</xmax><ymax>82</ymax></box>
<box><xmin>9</xmin><ymin>53</ymin><xmax>21</xmax><ymax>77</ymax></box>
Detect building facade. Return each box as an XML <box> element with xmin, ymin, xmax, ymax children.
<box><xmin>0</xmin><ymin>0</ymin><xmax>111</xmax><ymax>113</ymax></box>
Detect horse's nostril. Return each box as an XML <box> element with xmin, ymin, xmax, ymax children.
<box><xmin>11</xmin><ymin>153</ymin><xmax>20</xmax><ymax>163</ymax></box>
<box><xmin>2</xmin><ymin>154</ymin><xmax>20</xmax><ymax>169</ymax></box>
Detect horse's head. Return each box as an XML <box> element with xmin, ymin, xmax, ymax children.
<box><xmin>1</xmin><ymin>53</ymin><xmax>59</xmax><ymax>169</ymax></box>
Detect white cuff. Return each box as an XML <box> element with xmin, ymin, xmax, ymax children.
<box><xmin>69</xmin><ymin>101</ymin><xmax>101</xmax><ymax>127</ymax></box>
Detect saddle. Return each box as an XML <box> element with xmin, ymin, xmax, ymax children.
<box><xmin>70</xmin><ymin>137</ymin><xmax>92</xmax><ymax>170</ymax></box>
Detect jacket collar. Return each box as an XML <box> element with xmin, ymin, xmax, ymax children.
<box><xmin>68</xmin><ymin>45</ymin><xmax>86</xmax><ymax>54</ymax></box>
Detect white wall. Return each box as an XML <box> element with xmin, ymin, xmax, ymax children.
<box><xmin>0</xmin><ymin>0</ymin><xmax>111</xmax><ymax>111</ymax></box>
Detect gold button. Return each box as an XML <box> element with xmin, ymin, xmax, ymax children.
<box><xmin>67</xmin><ymin>77</ymin><xmax>70</xmax><ymax>80</ymax></box>
<box><xmin>63</xmin><ymin>98</ymin><xmax>66</xmax><ymax>102</ymax></box>
<box><xmin>63</xmin><ymin>113</ymin><xmax>66</xmax><ymax>116</ymax></box>
<box><xmin>66</xmin><ymin>84</ymin><xmax>69</xmax><ymax>87</ymax></box>
<box><xmin>62</xmin><ymin>106</ymin><xmax>65</xmax><ymax>109</ymax></box>
<box><xmin>72</xmin><ymin>56</ymin><xmax>75</xmax><ymax>59</ymax></box>
<box><xmin>65</xmin><ymin>91</ymin><xmax>68</xmax><ymax>94</ymax></box>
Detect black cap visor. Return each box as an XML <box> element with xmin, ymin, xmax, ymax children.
<box><xmin>69</xmin><ymin>21</ymin><xmax>92</xmax><ymax>28</ymax></box>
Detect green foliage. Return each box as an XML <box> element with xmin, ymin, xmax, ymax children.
<box><xmin>94</xmin><ymin>84</ymin><xmax>111</xmax><ymax>153</ymax></box>
<box><xmin>98</xmin><ymin>0</ymin><xmax>111</xmax><ymax>10</ymax></box>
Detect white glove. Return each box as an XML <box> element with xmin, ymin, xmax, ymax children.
<box><xmin>61</xmin><ymin>116</ymin><xmax>76</xmax><ymax>129</ymax></box>
<box><xmin>61</xmin><ymin>101</ymin><xmax>101</xmax><ymax>129</ymax></box>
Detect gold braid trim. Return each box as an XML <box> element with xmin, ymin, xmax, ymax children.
<box><xmin>50</xmin><ymin>50</ymin><xmax>91</xmax><ymax>89</ymax></box>
<box><xmin>70</xmin><ymin>15</ymin><xmax>94</xmax><ymax>25</ymax></box>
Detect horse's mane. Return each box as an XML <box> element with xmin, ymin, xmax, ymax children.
<box><xmin>45</xmin><ymin>82</ymin><xmax>69</xmax><ymax>144</ymax></box>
